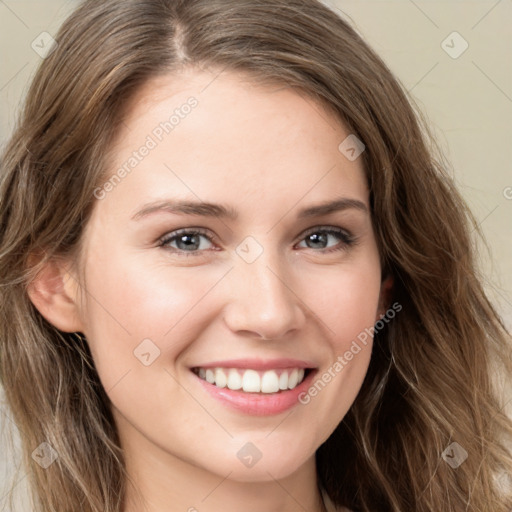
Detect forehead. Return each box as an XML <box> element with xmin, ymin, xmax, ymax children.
<box><xmin>96</xmin><ymin>69</ymin><xmax>368</xmax><ymax>222</ymax></box>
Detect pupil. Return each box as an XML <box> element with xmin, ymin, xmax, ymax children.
<box><xmin>178</xmin><ymin>234</ymin><xmax>199</xmax><ymax>251</ymax></box>
<box><xmin>308</xmin><ymin>232</ymin><xmax>327</xmax><ymax>248</ymax></box>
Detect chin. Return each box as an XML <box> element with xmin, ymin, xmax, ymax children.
<box><xmin>201</xmin><ymin>440</ymin><xmax>315</xmax><ymax>483</ymax></box>
<box><xmin>218</xmin><ymin>458</ymin><xmax>305</xmax><ymax>483</ymax></box>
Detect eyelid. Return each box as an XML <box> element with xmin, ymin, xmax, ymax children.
<box><xmin>298</xmin><ymin>225</ymin><xmax>353</xmax><ymax>242</ymax></box>
<box><xmin>158</xmin><ymin>227</ymin><xmax>218</xmax><ymax>250</ymax></box>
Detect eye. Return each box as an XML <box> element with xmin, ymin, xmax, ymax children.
<box><xmin>296</xmin><ymin>226</ymin><xmax>356</xmax><ymax>253</ymax></box>
<box><xmin>158</xmin><ymin>228</ymin><xmax>216</xmax><ymax>256</ymax></box>
<box><xmin>158</xmin><ymin>226</ymin><xmax>357</xmax><ymax>257</ymax></box>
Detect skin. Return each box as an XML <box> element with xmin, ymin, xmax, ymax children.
<box><xmin>29</xmin><ymin>68</ymin><xmax>392</xmax><ymax>512</ymax></box>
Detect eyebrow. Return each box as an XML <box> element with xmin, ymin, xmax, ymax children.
<box><xmin>130</xmin><ymin>197</ymin><xmax>368</xmax><ymax>221</ymax></box>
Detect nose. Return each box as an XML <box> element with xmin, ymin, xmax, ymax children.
<box><xmin>222</xmin><ymin>250</ymin><xmax>306</xmax><ymax>341</ymax></box>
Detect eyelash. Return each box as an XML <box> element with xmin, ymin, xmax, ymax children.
<box><xmin>157</xmin><ymin>226</ymin><xmax>357</xmax><ymax>257</ymax></box>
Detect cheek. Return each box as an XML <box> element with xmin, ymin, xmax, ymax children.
<box><xmin>307</xmin><ymin>257</ymin><xmax>382</xmax><ymax>349</ymax></box>
<box><xmin>296</xmin><ymin>255</ymin><xmax>381</xmax><ymax>419</ymax></box>
<box><xmin>79</xmin><ymin>246</ymin><xmax>226</xmax><ymax>387</ymax></box>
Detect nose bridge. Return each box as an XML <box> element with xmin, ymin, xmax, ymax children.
<box><xmin>223</xmin><ymin>237</ymin><xmax>304</xmax><ymax>339</ymax></box>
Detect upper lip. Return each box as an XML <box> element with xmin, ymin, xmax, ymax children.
<box><xmin>190</xmin><ymin>358</ymin><xmax>317</xmax><ymax>370</ymax></box>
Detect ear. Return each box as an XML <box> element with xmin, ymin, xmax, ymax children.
<box><xmin>26</xmin><ymin>255</ymin><xmax>85</xmax><ymax>333</ymax></box>
<box><xmin>376</xmin><ymin>274</ymin><xmax>394</xmax><ymax>321</ymax></box>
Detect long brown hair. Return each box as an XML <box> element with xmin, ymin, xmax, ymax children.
<box><xmin>1</xmin><ymin>0</ymin><xmax>511</xmax><ymax>510</ymax></box>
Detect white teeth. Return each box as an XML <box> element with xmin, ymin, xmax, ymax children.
<box><xmin>278</xmin><ymin>371</ymin><xmax>289</xmax><ymax>390</ymax></box>
<box><xmin>215</xmin><ymin>368</ymin><xmax>227</xmax><ymax>388</ymax></box>
<box><xmin>288</xmin><ymin>369</ymin><xmax>298</xmax><ymax>389</ymax></box>
<box><xmin>205</xmin><ymin>369</ymin><xmax>215</xmax><ymax>384</ymax></box>
<box><xmin>242</xmin><ymin>370</ymin><xmax>261</xmax><ymax>392</ymax></box>
<box><xmin>261</xmin><ymin>370</ymin><xmax>280</xmax><ymax>393</ymax></box>
<box><xmin>227</xmin><ymin>369</ymin><xmax>243</xmax><ymax>390</ymax></box>
<box><xmin>196</xmin><ymin>367</ymin><xmax>308</xmax><ymax>393</ymax></box>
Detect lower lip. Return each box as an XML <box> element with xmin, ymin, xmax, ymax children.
<box><xmin>193</xmin><ymin>370</ymin><xmax>316</xmax><ymax>416</ymax></box>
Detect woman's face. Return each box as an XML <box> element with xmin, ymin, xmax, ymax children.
<box><xmin>71</xmin><ymin>69</ymin><xmax>387</xmax><ymax>482</ymax></box>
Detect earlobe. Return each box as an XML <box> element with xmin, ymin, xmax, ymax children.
<box><xmin>376</xmin><ymin>274</ymin><xmax>394</xmax><ymax>319</ymax></box>
<box><xmin>26</xmin><ymin>256</ymin><xmax>85</xmax><ymax>333</ymax></box>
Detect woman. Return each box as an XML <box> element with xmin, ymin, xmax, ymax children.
<box><xmin>0</xmin><ymin>0</ymin><xmax>511</xmax><ymax>511</ymax></box>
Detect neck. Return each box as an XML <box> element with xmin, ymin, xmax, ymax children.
<box><xmin>120</xmin><ymin>430</ymin><xmax>326</xmax><ymax>512</ymax></box>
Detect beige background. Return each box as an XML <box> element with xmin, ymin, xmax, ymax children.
<box><xmin>1</xmin><ymin>0</ymin><xmax>511</xmax><ymax>509</ymax></box>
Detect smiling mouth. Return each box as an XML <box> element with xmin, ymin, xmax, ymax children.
<box><xmin>191</xmin><ymin>367</ymin><xmax>312</xmax><ymax>393</ymax></box>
